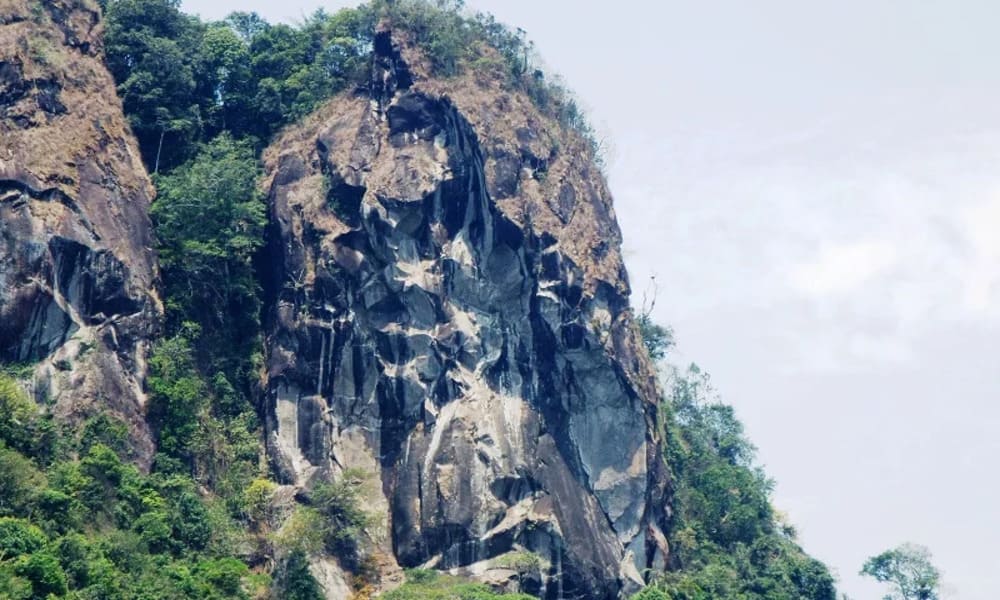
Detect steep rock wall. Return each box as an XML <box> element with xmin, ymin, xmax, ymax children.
<box><xmin>261</xmin><ymin>27</ymin><xmax>669</xmax><ymax>599</ymax></box>
<box><xmin>0</xmin><ymin>0</ymin><xmax>160</xmax><ymax>464</ymax></box>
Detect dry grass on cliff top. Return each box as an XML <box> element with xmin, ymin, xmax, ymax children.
<box><xmin>263</xmin><ymin>25</ymin><xmax>626</xmax><ymax>297</ymax></box>
<box><xmin>0</xmin><ymin>0</ymin><xmax>149</xmax><ymax>200</ymax></box>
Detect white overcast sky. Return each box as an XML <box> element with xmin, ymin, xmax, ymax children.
<box><xmin>184</xmin><ymin>1</ymin><xmax>1000</xmax><ymax>597</ymax></box>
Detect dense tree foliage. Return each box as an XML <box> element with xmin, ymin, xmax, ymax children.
<box><xmin>0</xmin><ymin>374</ymin><xmax>267</xmax><ymax>599</ymax></box>
<box><xmin>103</xmin><ymin>0</ymin><xmax>377</xmax><ymax>167</ymax></box>
<box><xmin>151</xmin><ymin>135</ymin><xmax>265</xmax><ymax>376</ymax></box>
<box><xmin>104</xmin><ymin>0</ymin><xmax>206</xmax><ymax>171</ymax></box>
<box><xmin>103</xmin><ymin>0</ymin><xmax>603</xmax><ymax>171</ymax></box>
<box><xmin>861</xmin><ymin>544</ymin><xmax>940</xmax><ymax>600</ymax></box>
<box><xmin>633</xmin><ymin>336</ymin><xmax>837</xmax><ymax>599</ymax></box>
<box><xmin>145</xmin><ymin>134</ymin><xmax>264</xmax><ymax>514</ymax></box>
<box><xmin>103</xmin><ymin>0</ymin><xmax>377</xmax><ymax>164</ymax></box>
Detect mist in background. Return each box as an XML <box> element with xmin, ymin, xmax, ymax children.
<box><xmin>182</xmin><ymin>1</ymin><xmax>1000</xmax><ymax>597</ymax></box>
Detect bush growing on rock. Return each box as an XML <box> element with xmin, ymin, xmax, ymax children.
<box><xmin>384</xmin><ymin>569</ymin><xmax>536</xmax><ymax>600</ymax></box>
<box><xmin>310</xmin><ymin>469</ymin><xmax>377</xmax><ymax>559</ymax></box>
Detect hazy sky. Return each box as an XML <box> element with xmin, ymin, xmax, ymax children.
<box><xmin>184</xmin><ymin>1</ymin><xmax>1000</xmax><ymax>597</ymax></box>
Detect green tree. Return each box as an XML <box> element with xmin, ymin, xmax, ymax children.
<box><xmin>0</xmin><ymin>518</ymin><xmax>47</xmax><ymax>558</ymax></box>
<box><xmin>668</xmin><ymin>365</ymin><xmax>757</xmax><ymax>468</ymax></box>
<box><xmin>197</xmin><ymin>24</ymin><xmax>252</xmax><ymax>135</ymax></box>
<box><xmin>272</xmin><ymin>549</ymin><xmax>324</xmax><ymax>600</ymax></box>
<box><xmin>225</xmin><ymin>12</ymin><xmax>269</xmax><ymax>44</ymax></box>
<box><xmin>0</xmin><ymin>447</ymin><xmax>44</xmax><ymax>517</ymax></box>
<box><xmin>79</xmin><ymin>443</ymin><xmax>145</xmax><ymax>525</ymax></box>
<box><xmin>151</xmin><ymin>135</ymin><xmax>265</xmax><ymax>373</ymax></box>
<box><xmin>13</xmin><ymin>552</ymin><xmax>68</xmax><ymax>598</ymax></box>
<box><xmin>161</xmin><ymin>479</ymin><xmax>212</xmax><ymax>551</ymax></box>
<box><xmin>0</xmin><ymin>375</ymin><xmax>37</xmax><ymax>456</ymax></box>
<box><xmin>78</xmin><ymin>413</ymin><xmax>132</xmax><ymax>461</ymax></box>
<box><xmin>146</xmin><ymin>335</ymin><xmax>207</xmax><ymax>467</ymax></box>
<box><xmin>240</xmin><ymin>7</ymin><xmax>376</xmax><ymax>140</ymax></box>
<box><xmin>637</xmin><ymin>312</ymin><xmax>674</xmax><ymax>362</ymax></box>
<box><xmin>53</xmin><ymin>534</ymin><xmax>93</xmax><ymax>589</ymax></box>
<box><xmin>861</xmin><ymin>544</ymin><xmax>940</xmax><ymax>600</ymax></box>
<box><xmin>630</xmin><ymin>586</ymin><xmax>670</xmax><ymax>600</ymax></box>
<box><xmin>196</xmin><ymin>557</ymin><xmax>249</xmax><ymax>596</ymax></box>
<box><xmin>378</xmin><ymin>0</ymin><xmax>470</xmax><ymax>76</ymax></box>
<box><xmin>0</xmin><ymin>566</ymin><xmax>31</xmax><ymax>600</ymax></box>
<box><xmin>104</xmin><ymin>0</ymin><xmax>207</xmax><ymax>171</ymax></box>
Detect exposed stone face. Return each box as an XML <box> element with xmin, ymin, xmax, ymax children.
<box><xmin>262</xmin><ymin>28</ymin><xmax>669</xmax><ymax>599</ymax></box>
<box><xmin>0</xmin><ymin>0</ymin><xmax>160</xmax><ymax>466</ymax></box>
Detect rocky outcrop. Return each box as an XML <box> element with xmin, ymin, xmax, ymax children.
<box><xmin>262</xmin><ymin>26</ymin><xmax>669</xmax><ymax>599</ymax></box>
<box><xmin>0</xmin><ymin>0</ymin><xmax>160</xmax><ymax>465</ymax></box>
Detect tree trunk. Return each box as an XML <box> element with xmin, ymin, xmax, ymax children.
<box><xmin>154</xmin><ymin>128</ymin><xmax>166</xmax><ymax>174</ymax></box>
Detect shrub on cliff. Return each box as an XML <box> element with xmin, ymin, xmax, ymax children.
<box><xmin>311</xmin><ymin>469</ymin><xmax>378</xmax><ymax>563</ymax></box>
<box><xmin>384</xmin><ymin>569</ymin><xmax>536</xmax><ymax>599</ymax></box>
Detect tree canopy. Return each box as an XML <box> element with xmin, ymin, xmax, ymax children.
<box><xmin>862</xmin><ymin>543</ymin><xmax>941</xmax><ymax>600</ymax></box>
<box><xmin>104</xmin><ymin>0</ymin><xmax>206</xmax><ymax>171</ymax></box>
<box><xmin>0</xmin><ymin>372</ymin><xmax>267</xmax><ymax>599</ymax></box>
<box><xmin>633</xmin><ymin>329</ymin><xmax>837</xmax><ymax>599</ymax></box>
<box><xmin>151</xmin><ymin>134</ymin><xmax>265</xmax><ymax>361</ymax></box>
<box><xmin>102</xmin><ymin>0</ymin><xmax>603</xmax><ymax>172</ymax></box>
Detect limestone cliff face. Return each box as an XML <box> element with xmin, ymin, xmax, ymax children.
<box><xmin>0</xmin><ymin>0</ymin><xmax>160</xmax><ymax>464</ymax></box>
<box><xmin>262</xmin><ymin>28</ymin><xmax>669</xmax><ymax>598</ymax></box>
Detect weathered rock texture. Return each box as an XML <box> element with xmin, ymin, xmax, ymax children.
<box><xmin>0</xmin><ymin>0</ymin><xmax>160</xmax><ymax>465</ymax></box>
<box><xmin>262</xmin><ymin>27</ymin><xmax>669</xmax><ymax>599</ymax></box>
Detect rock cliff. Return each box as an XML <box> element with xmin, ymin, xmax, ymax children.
<box><xmin>0</xmin><ymin>3</ymin><xmax>845</xmax><ymax>598</ymax></box>
<box><xmin>0</xmin><ymin>0</ymin><xmax>160</xmax><ymax>465</ymax></box>
<box><xmin>262</xmin><ymin>26</ymin><xmax>669</xmax><ymax>599</ymax></box>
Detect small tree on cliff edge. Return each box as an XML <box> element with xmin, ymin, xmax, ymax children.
<box><xmin>861</xmin><ymin>543</ymin><xmax>940</xmax><ymax>600</ymax></box>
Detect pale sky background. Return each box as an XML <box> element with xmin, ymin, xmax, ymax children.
<box><xmin>184</xmin><ymin>1</ymin><xmax>1000</xmax><ymax>597</ymax></box>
